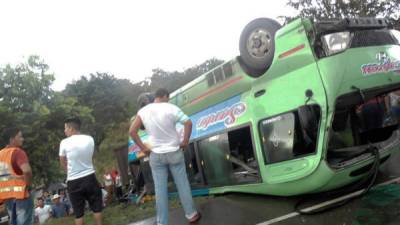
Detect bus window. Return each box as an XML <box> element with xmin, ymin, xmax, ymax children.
<box><xmin>176</xmin><ymin>93</ymin><xmax>184</xmax><ymax>106</ymax></box>
<box><xmin>184</xmin><ymin>143</ymin><xmax>203</xmax><ymax>187</ymax></box>
<box><xmin>207</xmin><ymin>73</ymin><xmax>215</xmax><ymax>86</ymax></box>
<box><xmin>214</xmin><ymin>67</ymin><xmax>224</xmax><ymax>83</ymax></box>
<box><xmin>260</xmin><ymin>105</ymin><xmax>321</xmax><ymax>164</ymax></box>
<box><xmin>198</xmin><ymin>134</ymin><xmax>235</xmax><ymax>186</ymax></box>
<box><xmin>227</xmin><ymin>126</ymin><xmax>259</xmax><ymax>184</ymax></box>
<box><xmin>223</xmin><ymin>62</ymin><xmax>233</xmax><ymax>78</ymax></box>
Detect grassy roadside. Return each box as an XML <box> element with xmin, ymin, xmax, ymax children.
<box><xmin>44</xmin><ymin>196</ymin><xmax>211</xmax><ymax>225</ymax></box>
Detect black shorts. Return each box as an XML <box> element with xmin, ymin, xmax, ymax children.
<box><xmin>67</xmin><ymin>173</ymin><xmax>103</xmax><ymax>218</ymax></box>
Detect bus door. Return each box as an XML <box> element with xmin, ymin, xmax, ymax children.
<box><xmin>246</xmin><ymin>22</ymin><xmax>328</xmax><ymax>184</ymax></box>
<box><xmin>256</xmin><ymin>104</ymin><xmax>323</xmax><ymax>185</ymax></box>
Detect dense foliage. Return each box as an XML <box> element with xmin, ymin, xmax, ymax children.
<box><xmin>0</xmin><ymin>55</ymin><xmax>223</xmax><ymax>186</ymax></box>
<box><xmin>285</xmin><ymin>0</ymin><xmax>400</xmax><ymax>29</ymax></box>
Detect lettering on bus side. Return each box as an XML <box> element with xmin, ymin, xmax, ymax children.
<box><xmin>196</xmin><ymin>102</ymin><xmax>247</xmax><ymax>130</ymax></box>
<box><xmin>361</xmin><ymin>58</ymin><xmax>400</xmax><ymax>75</ymax></box>
<box><xmin>262</xmin><ymin>116</ymin><xmax>282</xmax><ymax>125</ymax></box>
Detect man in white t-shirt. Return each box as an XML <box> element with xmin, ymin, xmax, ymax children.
<box><xmin>34</xmin><ymin>198</ymin><xmax>51</xmax><ymax>224</ymax></box>
<box><xmin>59</xmin><ymin>117</ymin><xmax>103</xmax><ymax>225</ymax></box>
<box><xmin>129</xmin><ymin>88</ymin><xmax>200</xmax><ymax>225</ymax></box>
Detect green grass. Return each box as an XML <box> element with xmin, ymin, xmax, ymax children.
<box><xmin>44</xmin><ymin>196</ymin><xmax>211</xmax><ymax>225</ymax></box>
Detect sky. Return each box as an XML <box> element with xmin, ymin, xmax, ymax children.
<box><xmin>0</xmin><ymin>0</ymin><xmax>296</xmax><ymax>91</ymax></box>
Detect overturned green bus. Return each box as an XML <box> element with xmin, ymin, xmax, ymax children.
<box><xmin>128</xmin><ymin>17</ymin><xmax>400</xmax><ymax>196</ymax></box>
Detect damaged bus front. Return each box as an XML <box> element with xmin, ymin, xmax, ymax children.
<box><xmin>315</xmin><ymin>18</ymin><xmax>400</xmax><ymax>192</ymax></box>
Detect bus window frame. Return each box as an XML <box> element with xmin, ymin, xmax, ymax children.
<box><xmin>258</xmin><ymin>105</ymin><xmax>322</xmax><ymax>165</ymax></box>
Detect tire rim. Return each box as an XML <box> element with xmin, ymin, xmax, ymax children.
<box><xmin>246</xmin><ymin>28</ymin><xmax>272</xmax><ymax>59</ymax></box>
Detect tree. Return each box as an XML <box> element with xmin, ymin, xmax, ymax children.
<box><xmin>285</xmin><ymin>0</ymin><xmax>400</xmax><ymax>29</ymax></box>
<box><xmin>0</xmin><ymin>55</ymin><xmax>54</xmax><ymax>112</ymax></box>
<box><xmin>0</xmin><ymin>56</ymin><xmax>94</xmax><ymax>185</ymax></box>
<box><xmin>35</xmin><ymin>93</ymin><xmax>94</xmax><ymax>184</ymax></box>
<box><xmin>63</xmin><ymin>73</ymin><xmax>134</xmax><ymax>147</ymax></box>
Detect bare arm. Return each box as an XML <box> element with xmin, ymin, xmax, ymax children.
<box><xmin>180</xmin><ymin>119</ymin><xmax>192</xmax><ymax>149</ymax></box>
<box><xmin>19</xmin><ymin>163</ymin><xmax>32</xmax><ymax>187</ymax></box>
<box><xmin>129</xmin><ymin>116</ymin><xmax>151</xmax><ymax>153</ymax></box>
<box><xmin>59</xmin><ymin>156</ymin><xmax>67</xmax><ymax>172</ymax></box>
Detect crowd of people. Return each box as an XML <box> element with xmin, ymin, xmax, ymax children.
<box><xmin>34</xmin><ymin>189</ymin><xmax>72</xmax><ymax>224</ymax></box>
<box><xmin>102</xmin><ymin>168</ymin><xmax>124</xmax><ymax>206</ymax></box>
<box><xmin>32</xmin><ymin>171</ymin><xmax>126</xmax><ymax>225</ymax></box>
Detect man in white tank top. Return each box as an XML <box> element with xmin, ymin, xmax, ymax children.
<box><xmin>130</xmin><ymin>88</ymin><xmax>201</xmax><ymax>225</ymax></box>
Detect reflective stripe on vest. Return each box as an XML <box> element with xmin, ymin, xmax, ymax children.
<box><xmin>0</xmin><ymin>147</ymin><xmax>28</xmax><ymax>200</ymax></box>
<box><xmin>0</xmin><ymin>186</ymin><xmax>24</xmax><ymax>193</ymax></box>
<box><xmin>0</xmin><ymin>174</ymin><xmax>25</xmax><ymax>182</ymax></box>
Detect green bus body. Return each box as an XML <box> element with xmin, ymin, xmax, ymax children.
<box><xmin>128</xmin><ymin>18</ymin><xmax>400</xmax><ymax>196</ymax></box>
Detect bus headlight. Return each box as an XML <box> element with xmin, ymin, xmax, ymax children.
<box><xmin>322</xmin><ymin>31</ymin><xmax>351</xmax><ymax>56</ymax></box>
<box><xmin>391</xmin><ymin>29</ymin><xmax>400</xmax><ymax>44</ymax></box>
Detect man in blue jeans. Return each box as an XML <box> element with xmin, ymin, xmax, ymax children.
<box><xmin>130</xmin><ymin>88</ymin><xmax>201</xmax><ymax>225</ymax></box>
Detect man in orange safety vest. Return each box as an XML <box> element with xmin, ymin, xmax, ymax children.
<box><xmin>0</xmin><ymin>127</ymin><xmax>33</xmax><ymax>225</ymax></box>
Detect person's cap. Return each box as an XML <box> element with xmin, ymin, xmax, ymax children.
<box><xmin>52</xmin><ymin>194</ymin><xmax>60</xmax><ymax>200</ymax></box>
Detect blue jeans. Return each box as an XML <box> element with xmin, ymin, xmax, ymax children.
<box><xmin>5</xmin><ymin>195</ymin><xmax>34</xmax><ymax>225</ymax></box>
<box><xmin>150</xmin><ymin>150</ymin><xmax>197</xmax><ymax>225</ymax></box>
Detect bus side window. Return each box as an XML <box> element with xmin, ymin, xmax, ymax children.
<box><xmin>176</xmin><ymin>93</ymin><xmax>183</xmax><ymax>106</ymax></box>
<box><xmin>223</xmin><ymin>62</ymin><xmax>233</xmax><ymax>78</ymax></box>
<box><xmin>214</xmin><ymin>67</ymin><xmax>224</xmax><ymax>83</ymax></box>
<box><xmin>207</xmin><ymin>73</ymin><xmax>215</xmax><ymax>86</ymax></box>
<box><xmin>259</xmin><ymin>105</ymin><xmax>320</xmax><ymax>164</ymax></box>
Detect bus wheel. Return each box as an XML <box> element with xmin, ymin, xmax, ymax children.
<box><xmin>239</xmin><ymin>18</ymin><xmax>281</xmax><ymax>77</ymax></box>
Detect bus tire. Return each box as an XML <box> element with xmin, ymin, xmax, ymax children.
<box><xmin>239</xmin><ymin>18</ymin><xmax>281</xmax><ymax>77</ymax></box>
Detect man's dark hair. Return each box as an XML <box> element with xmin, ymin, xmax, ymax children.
<box><xmin>155</xmin><ymin>88</ymin><xmax>170</xmax><ymax>98</ymax></box>
<box><xmin>137</xmin><ymin>92</ymin><xmax>155</xmax><ymax>109</ymax></box>
<box><xmin>64</xmin><ymin>117</ymin><xmax>81</xmax><ymax>131</ymax></box>
<box><xmin>2</xmin><ymin>127</ymin><xmax>21</xmax><ymax>144</ymax></box>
